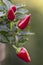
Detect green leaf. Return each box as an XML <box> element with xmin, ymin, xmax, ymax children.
<box><xmin>18</xmin><ymin>31</ymin><xmax>35</xmax><ymax>36</ymax></box>
<box><xmin>0</xmin><ymin>5</ymin><xmax>6</xmax><ymax>11</ymax></box>
<box><xmin>0</xmin><ymin>12</ymin><xmax>6</xmax><ymax>17</ymax></box>
<box><xmin>0</xmin><ymin>24</ymin><xmax>9</xmax><ymax>32</ymax></box>
<box><xmin>17</xmin><ymin>38</ymin><xmax>28</xmax><ymax>46</ymax></box>
<box><xmin>15</xmin><ymin>4</ymin><xmax>26</xmax><ymax>9</ymax></box>
<box><xmin>15</xmin><ymin>35</ymin><xmax>29</xmax><ymax>46</ymax></box>
<box><xmin>0</xmin><ymin>34</ymin><xmax>8</xmax><ymax>43</ymax></box>
<box><xmin>16</xmin><ymin>8</ymin><xmax>28</xmax><ymax>14</ymax></box>
<box><xmin>0</xmin><ymin>31</ymin><xmax>10</xmax><ymax>43</ymax></box>
<box><xmin>15</xmin><ymin>13</ymin><xmax>26</xmax><ymax>20</ymax></box>
<box><xmin>2</xmin><ymin>0</ymin><xmax>12</xmax><ymax>9</ymax></box>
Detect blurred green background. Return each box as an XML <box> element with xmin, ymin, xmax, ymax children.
<box><xmin>0</xmin><ymin>0</ymin><xmax>43</xmax><ymax>65</ymax></box>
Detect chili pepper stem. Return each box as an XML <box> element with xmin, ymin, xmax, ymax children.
<box><xmin>9</xmin><ymin>21</ymin><xmax>13</xmax><ymax>31</ymax></box>
<box><xmin>12</xmin><ymin>45</ymin><xmax>17</xmax><ymax>50</ymax></box>
<box><xmin>12</xmin><ymin>45</ymin><xmax>20</xmax><ymax>53</ymax></box>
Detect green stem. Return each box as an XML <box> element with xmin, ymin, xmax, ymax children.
<box><xmin>10</xmin><ymin>22</ymin><xmax>13</xmax><ymax>31</ymax></box>
<box><xmin>12</xmin><ymin>45</ymin><xmax>18</xmax><ymax>50</ymax></box>
<box><xmin>12</xmin><ymin>45</ymin><xmax>20</xmax><ymax>53</ymax></box>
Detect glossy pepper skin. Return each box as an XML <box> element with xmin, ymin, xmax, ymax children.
<box><xmin>17</xmin><ymin>47</ymin><xmax>31</xmax><ymax>62</ymax></box>
<box><xmin>11</xmin><ymin>5</ymin><xmax>16</xmax><ymax>12</ymax></box>
<box><xmin>18</xmin><ymin>14</ymin><xmax>31</xmax><ymax>30</ymax></box>
<box><xmin>7</xmin><ymin>9</ymin><xmax>15</xmax><ymax>21</ymax></box>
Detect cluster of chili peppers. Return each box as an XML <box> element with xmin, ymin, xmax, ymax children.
<box><xmin>7</xmin><ymin>5</ymin><xmax>31</xmax><ymax>62</ymax></box>
<box><xmin>0</xmin><ymin>0</ymin><xmax>34</xmax><ymax>63</ymax></box>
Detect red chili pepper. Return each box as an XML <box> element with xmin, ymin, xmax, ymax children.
<box><xmin>7</xmin><ymin>8</ymin><xmax>15</xmax><ymax>21</ymax></box>
<box><xmin>17</xmin><ymin>47</ymin><xmax>31</xmax><ymax>62</ymax></box>
<box><xmin>18</xmin><ymin>14</ymin><xmax>31</xmax><ymax>30</ymax></box>
<box><xmin>11</xmin><ymin>5</ymin><xmax>16</xmax><ymax>12</ymax></box>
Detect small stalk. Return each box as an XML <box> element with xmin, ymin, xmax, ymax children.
<box><xmin>12</xmin><ymin>45</ymin><xmax>18</xmax><ymax>50</ymax></box>
<box><xmin>9</xmin><ymin>21</ymin><xmax>13</xmax><ymax>31</ymax></box>
<box><xmin>12</xmin><ymin>45</ymin><xmax>20</xmax><ymax>53</ymax></box>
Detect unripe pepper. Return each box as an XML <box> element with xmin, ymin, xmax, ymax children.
<box><xmin>18</xmin><ymin>14</ymin><xmax>31</xmax><ymax>30</ymax></box>
<box><xmin>7</xmin><ymin>8</ymin><xmax>15</xmax><ymax>21</ymax></box>
<box><xmin>16</xmin><ymin>47</ymin><xmax>31</xmax><ymax>62</ymax></box>
<box><xmin>11</xmin><ymin>5</ymin><xmax>16</xmax><ymax>12</ymax></box>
